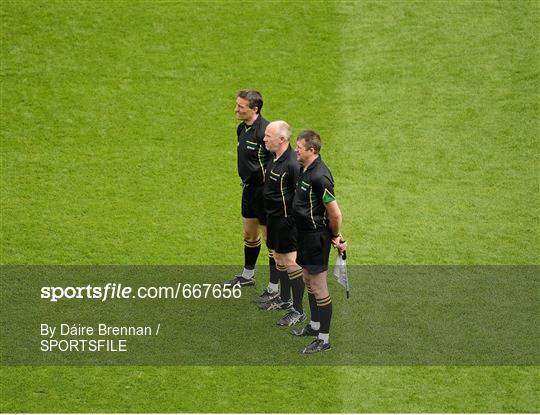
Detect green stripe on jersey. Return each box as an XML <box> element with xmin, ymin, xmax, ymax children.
<box><xmin>258</xmin><ymin>146</ymin><xmax>268</xmax><ymax>162</ymax></box>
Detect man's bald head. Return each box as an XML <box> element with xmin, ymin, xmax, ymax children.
<box><xmin>264</xmin><ymin>120</ymin><xmax>292</xmax><ymax>155</ymax></box>
<box><xmin>267</xmin><ymin>120</ymin><xmax>292</xmax><ymax>142</ymax></box>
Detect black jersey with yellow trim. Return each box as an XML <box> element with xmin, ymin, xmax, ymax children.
<box><xmin>263</xmin><ymin>145</ymin><xmax>301</xmax><ymax>218</ymax></box>
<box><xmin>292</xmin><ymin>156</ymin><xmax>336</xmax><ymax>231</ymax></box>
<box><xmin>237</xmin><ymin>114</ymin><xmax>271</xmax><ymax>186</ymax></box>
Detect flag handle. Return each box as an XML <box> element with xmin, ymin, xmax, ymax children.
<box><xmin>343</xmin><ymin>250</ymin><xmax>349</xmax><ymax>298</ymax></box>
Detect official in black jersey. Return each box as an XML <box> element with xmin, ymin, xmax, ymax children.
<box><xmin>260</xmin><ymin>121</ymin><xmax>306</xmax><ymax>327</ymax></box>
<box><xmin>223</xmin><ymin>89</ymin><xmax>272</xmax><ymax>288</ymax></box>
<box><xmin>291</xmin><ymin>130</ymin><xmax>347</xmax><ymax>354</ymax></box>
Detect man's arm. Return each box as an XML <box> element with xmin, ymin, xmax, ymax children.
<box><xmin>325</xmin><ymin>200</ymin><xmax>347</xmax><ymax>254</ymax></box>
<box><xmin>325</xmin><ymin>200</ymin><xmax>342</xmax><ymax>238</ymax></box>
<box><xmin>313</xmin><ymin>172</ymin><xmax>347</xmax><ymax>254</ymax></box>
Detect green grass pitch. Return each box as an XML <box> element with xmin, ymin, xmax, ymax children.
<box><xmin>1</xmin><ymin>0</ymin><xmax>538</xmax><ymax>412</ymax></box>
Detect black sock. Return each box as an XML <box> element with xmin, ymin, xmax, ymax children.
<box><xmin>306</xmin><ymin>284</ymin><xmax>319</xmax><ymax>324</ymax></box>
<box><xmin>287</xmin><ymin>268</ymin><xmax>304</xmax><ymax>313</ymax></box>
<box><xmin>268</xmin><ymin>253</ymin><xmax>279</xmax><ymax>285</ymax></box>
<box><xmin>244</xmin><ymin>238</ymin><xmax>261</xmax><ymax>271</ymax></box>
<box><xmin>276</xmin><ymin>264</ymin><xmax>291</xmax><ymax>302</ymax></box>
<box><xmin>316</xmin><ymin>295</ymin><xmax>332</xmax><ymax>334</ymax></box>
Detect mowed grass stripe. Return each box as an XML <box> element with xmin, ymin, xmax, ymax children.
<box><xmin>1</xmin><ymin>0</ymin><xmax>345</xmax><ymax>412</ymax></box>
<box><xmin>332</xmin><ymin>2</ymin><xmax>538</xmax><ymax>413</ymax></box>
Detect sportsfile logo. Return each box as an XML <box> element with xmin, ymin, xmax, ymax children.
<box><xmin>41</xmin><ymin>283</ymin><xmax>135</xmax><ymax>302</ymax></box>
<box><xmin>41</xmin><ymin>283</ymin><xmax>242</xmax><ymax>302</ymax></box>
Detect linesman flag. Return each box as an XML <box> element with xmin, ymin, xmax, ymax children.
<box><xmin>333</xmin><ymin>251</ymin><xmax>350</xmax><ymax>298</ymax></box>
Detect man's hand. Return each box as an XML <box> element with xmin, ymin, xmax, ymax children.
<box><xmin>331</xmin><ymin>235</ymin><xmax>347</xmax><ymax>256</ymax></box>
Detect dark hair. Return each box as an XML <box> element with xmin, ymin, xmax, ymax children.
<box><xmin>237</xmin><ymin>89</ymin><xmax>263</xmax><ymax>114</ymax></box>
<box><xmin>297</xmin><ymin>129</ymin><xmax>322</xmax><ymax>154</ymax></box>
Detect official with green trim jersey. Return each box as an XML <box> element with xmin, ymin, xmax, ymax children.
<box><xmin>223</xmin><ymin>89</ymin><xmax>271</xmax><ymax>288</ymax></box>
<box><xmin>263</xmin><ymin>145</ymin><xmax>301</xmax><ymax>218</ymax></box>
<box><xmin>292</xmin><ymin>156</ymin><xmax>336</xmax><ymax>231</ymax></box>
<box><xmin>262</xmin><ymin>121</ymin><xmax>306</xmax><ymax>327</ymax></box>
<box><xmin>291</xmin><ymin>129</ymin><xmax>346</xmax><ymax>355</ymax></box>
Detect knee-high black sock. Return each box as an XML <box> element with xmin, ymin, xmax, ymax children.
<box><xmin>268</xmin><ymin>252</ymin><xmax>279</xmax><ymax>285</ymax></box>
<box><xmin>306</xmin><ymin>283</ymin><xmax>319</xmax><ymax>324</ymax></box>
<box><xmin>276</xmin><ymin>263</ymin><xmax>291</xmax><ymax>302</ymax></box>
<box><xmin>244</xmin><ymin>238</ymin><xmax>261</xmax><ymax>270</ymax></box>
<box><xmin>287</xmin><ymin>268</ymin><xmax>305</xmax><ymax>313</ymax></box>
<box><xmin>316</xmin><ymin>295</ymin><xmax>332</xmax><ymax>334</ymax></box>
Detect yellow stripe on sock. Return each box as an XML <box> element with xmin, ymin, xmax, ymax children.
<box><xmin>288</xmin><ymin>269</ymin><xmax>303</xmax><ymax>280</ymax></box>
<box><xmin>316</xmin><ymin>296</ymin><xmax>331</xmax><ymax>306</ymax></box>
<box><xmin>244</xmin><ymin>238</ymin><xmax>262</xmax><ymax>247</ymax></box>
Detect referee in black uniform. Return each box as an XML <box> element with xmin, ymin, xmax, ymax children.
<box><xmin>261</xmin><ymin>121</ymin><xmax>306</xmax><ymax>326</ymax></box>
<box><xmin>224</xmin><ymin>90</ymin><xmax>280</xmax><ymax>298</ymax></box>
<box><xmin>291</xmin><ymin>130</ymin><xmax>347</xmax><ymax>354</ymax></box>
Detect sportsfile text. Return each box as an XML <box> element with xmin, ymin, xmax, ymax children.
<box><xmin>40</xmin><ymin>283</ymin><xmax>242</xmax><ymax>302</ymax></box>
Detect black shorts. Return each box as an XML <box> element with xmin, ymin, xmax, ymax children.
<box><xmin>266</xmin><ymin>216</ymin><xmax>297</xmax><ymax>253</ymax></box>
<box><xmin>241</xmin><ymin>184</ymin><xmax>266</xmax><ymax>225</ymax></box>
<box><xmin>296</xmin><ymin>229</ymin><xmax>332</xmax><ymax>274</ymax></box>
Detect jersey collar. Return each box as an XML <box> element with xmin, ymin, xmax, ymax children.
<box><xmin>244</xmin><ymin>113</ymin><xmax>262</xmax><ymax>128</ymax></box>
<box><xmin>274</xmin><ymin>145</ymin><xmax>292</xmax><ymax>162</ymax></box>
<box><xmin>304</xmin><ymin>155</ymin><xmax>321</xmax><ymax>171</ymax></box>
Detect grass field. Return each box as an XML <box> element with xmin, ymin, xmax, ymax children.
<box><xmin>1</xmin><ymin>0</ymin><xmax>539</xmax><ymax>412</ymax></box>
